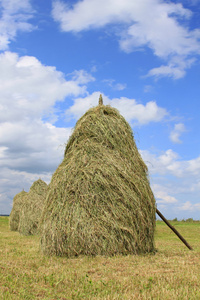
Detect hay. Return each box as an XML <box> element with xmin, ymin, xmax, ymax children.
<box><xmin>40</xmin><ymin>97</ymin><xmax>156</xmax><ymax>257</ymax></box>
<box><xmin>18</xmin><ymin>179</ymin><xmax>48</xmax><ymax>235</ymax></box>
<box><xmin>9</xmin><ymin>190</ymin><xmax>27</xmax><ymax>231</ymax></box>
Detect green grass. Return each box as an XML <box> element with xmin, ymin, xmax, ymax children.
<box><xmin>0</xmin><ymin>217</ymin><xmax>200</xmax><ymax>299</ymax></box>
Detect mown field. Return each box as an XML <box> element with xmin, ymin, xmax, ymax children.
<box><xmin>0</xmin><ymin>217</ymin><xmax>200</xmax><ymax>300</ymax></box>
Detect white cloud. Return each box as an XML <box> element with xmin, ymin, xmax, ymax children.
<box><xmin>114</xmin><ymin>83</ymin><xmax>127</xmax><ymax>91</ymax></box>
<box><xmin>170</xmin><ymin>123</ymin><xmax>186</xmax><ymax>143</ymax></box>
<box><xmin>147</xmin><ymin>57</ymin><xmax>195</xmax><ymax>79</ymax></box>
<box><xmin>0</xmin><ymin>120</ymin><xmax>72</xmax><ymax>172</ymax></box>
<box><xmin>141</xmin><ymin>148</ymin><xmax>200</xmax><ymax>201</ymax></box>
<box><xmin>152</xmin><ymin>184</ymin><xmax>178</xmax><ymax>204</ymax></box>
<box><xmin>0</xmin><ymin>167</ymin><xmax>52</xmax><ymax>214</ymax></box>
<box><xmin>0</xmin><ymin>51</ymin><xmax>93</xmax><ymax>155</ymax></box>
<box><xmin>141</xmin><ymin>148</ymin><xmax>188</xmax><ymax>177</ymax></box>
<box><xmin>0</xmin><ymin>0</ymin><xmax>35</xmax><ymax>50</ymax></box>
<box><xmin>179</xmin><ymin>201</ymin><xmax>200</xmax><ymax>211</ymax></box>
<box><xmin>52</xmin><ymin>0</ymin><xmax>200</xmax><ymax>78</ymax></box>
<box><xmin>140</xmin><ymin>149</ymin><xmax>200</xmax><ymax>218</ymax></box>
<box><xmin>0</xmin><ymin>146</ymin><xmax>7</xmax><ymax>158</ymax></box>
<box><xmin>147</xmin><ymin>64</ymin><xmax>186</xmax><ymax>80</ymax></box>
<box><xmin>0</xmin><ymin>52</ymin><xmax>90</xmax><ymax>167</ymax></box>
<box><xmin>70</xmin><ymin>69</ymin><xmax>95</xmax><ymax>84</ymax></box>
<box><xmin>0</xmin><ymin>52</ymin><xmax>92</xmax><ymax>122</ymax></box>
<box><xmin>0</xmin><ymin>51</ymin><xmax>96</xmax><ymax>213</ymax></box>
<box><xmin>103</xmin><ymin>79</ymin><xmax>127</xmax><ymax>91</ymax></box>
<box><xmin>187</xmin><ymin>156</ymin><xmax>200</xmax><ymax>175</ymax></box>
<box><xmin>52</xmin><ymin>0</ymin><xmax>132</xmax><ymax>32</ymax></box>
<box><xmin>65</xmin><ymin>92</ymin><xmax>167</xmax><ymax>125</ymax></box>
<box><xmin>0</xmin><ymin>119</ymin><xmax>72</xmax><ymax>215</ymax></box>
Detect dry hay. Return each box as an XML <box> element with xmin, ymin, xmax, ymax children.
<box><xmin>18</xmin><ymin>179</ymin><xmax>48</xmax><ymax>235</ymax></box>
<box><xmin>9</xmin><ymin>190</ymin><xmax>27</xmax><ymax>231</ymax></box>
<box><xmin>40</xmin><ymin>97</ymin><xmax>156</xmax><ymax>257</ymax></box>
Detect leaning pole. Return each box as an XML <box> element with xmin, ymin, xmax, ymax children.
<box><xmin>156</xmin><ymin>208</ymin><xmax>193</xmax><ymax>250</ymax></box>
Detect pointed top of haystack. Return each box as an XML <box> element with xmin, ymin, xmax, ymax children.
<box><xmin>29</xmin><ymin>179</ymin><xmax>48</xmax><ymax>196</ymax></box>
<box><xmin>99</xmin><ymin>94</ymin><xmax>103</xmax><ymax>105</ymax></box>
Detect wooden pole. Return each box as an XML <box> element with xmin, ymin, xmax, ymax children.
<box><xmin>156</xmin><ymin>208</ymin><xmax>193</xmax><ymax>250</ymax></box>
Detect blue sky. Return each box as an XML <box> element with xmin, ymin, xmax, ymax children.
<box><xmin>0</xmin><ymin>0</ymin><xmax>200</xmax><ymax>220</ymax></box>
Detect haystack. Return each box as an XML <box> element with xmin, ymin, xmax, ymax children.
<box><xmin>40</xmin><ymin>96</ymin><xmax>156</xmax><ymax>257</ymax></box>
<box><xmin>18</xmin><ymin>179</ymin><xmax>48</xmax><ymax>235</ymax></box>
<box><xmin>9</xmin><ymin>190</ymin><xmax>27</xmax><ymax>231</ymax></box>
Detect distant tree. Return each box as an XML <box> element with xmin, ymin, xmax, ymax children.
<box><xmin>172</xmin><ymin>217</ymin><xmax>178</xmax><ymax>222</ymax></box>
<box><xmin>186</xmin><ymin>218</ymin><xmax>194</xmax><ymax>223</ymax></box>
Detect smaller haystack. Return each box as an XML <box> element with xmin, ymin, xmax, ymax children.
<box><xmin>40</xmin><ymin>96</ymin><xmax>156</xmax><ymax>257</ymax></box>
<box><xmin>9</xmin><ymin>190</ymin><xmax>27</xmax><ymax>231</ymax></box>
<box><xmin>18</xmin><ymin>179</ymin><xmax>48</xmax><ymax>235</ymax></box>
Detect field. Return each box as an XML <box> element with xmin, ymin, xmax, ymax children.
<box><xmin>0</xmin><ymin>217</ymin><xmax>200</xmax><ymax>299</ymax></box>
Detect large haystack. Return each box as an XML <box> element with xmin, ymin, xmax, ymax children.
<box><xmin>9</xmin><ymin>190</ymin><xmax>27</xmax><ymax>231</ymax></box>
<box><xmin>40</xmin><ymin>96</ymin><xmax>156</xmax><ymax>257</ymax></box>
<box><xmin>18</xmin><ymin>179</ymin><xmax>48</xmax><ymax>235</ymax></box>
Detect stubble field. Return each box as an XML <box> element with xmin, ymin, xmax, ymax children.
<box><xmin>0</xmin><ymin>217</ymin><xmax>199</xmax><ymax>299</ymax></box>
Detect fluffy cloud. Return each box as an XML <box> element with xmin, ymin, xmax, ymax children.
<box><xmin>187</xmin><ymin>156</ymin><xmax>200</xmax><ymax>175</ymax></box>
<box><xmin>147</xmin><ymin>57</ymin><xmax>196</xmax><ymax>79</ymax></box>
<box><xmin>0</xmin><ymin>51</ymin><xmax>94</xmax><ymax>163</ymax></box>
<box><xmin>140</xmin><ymin>148</ymin><xmax>200</xmax><ymax>177</ymax></box>
<box><xmin>0</xmin><ymin>120</ymin><xmax>72</xmax><ymax>172</ymax></box>
<box><xmin>0</xmin><ymin>52</ymin><xmax>92</xmax><ymax>122</ymax></box>
<box><xmin>0</xmin><ymin>121</ymin><xmax>71</xmax><ymax>215</ymax></box>
<box><xmin>170</xmin><ymin>123</ymin><xmax>186</xmax><ymax>143</ymax></box>
<box><xmin>152</xmin><ymin>184</ymin><xmax>178</xmax><ymax>204</ymax></box>
<box><xmin>140</xmin><ymin>149</ymin><xmax>200</xmax><ymax>218</ymax></box>
<box><xmin>0</xmin><ymin>0</ymin><xmax>35</xmax><ymax>50</ymax></box>
<box><xmin>70</xmin><ymin>69</ymin><xmax>95</xmax><ymax>85</ymax></box>
<box><xmin>0</xmin><ymin>167</ymin><xmax>52</xmax><ymax>214</ymax></box>
<box><xmin>52</xmin><ymin>0</ymin><xmax>200</xmax><ymax>78</ymax></box>
<box><xmin>0</xmin><ymin>51</ymin><xmax>96</xmax><ymax>213</ymax></box>
<box><xmin>65</xmin><ymin>92</ymin><xmax>167</xmax><ymax>125</ymax></box>
<box><xmin>179</xmin><ymin>201</ymin><xmax>200</xmax><ymax>212</ymax></box>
